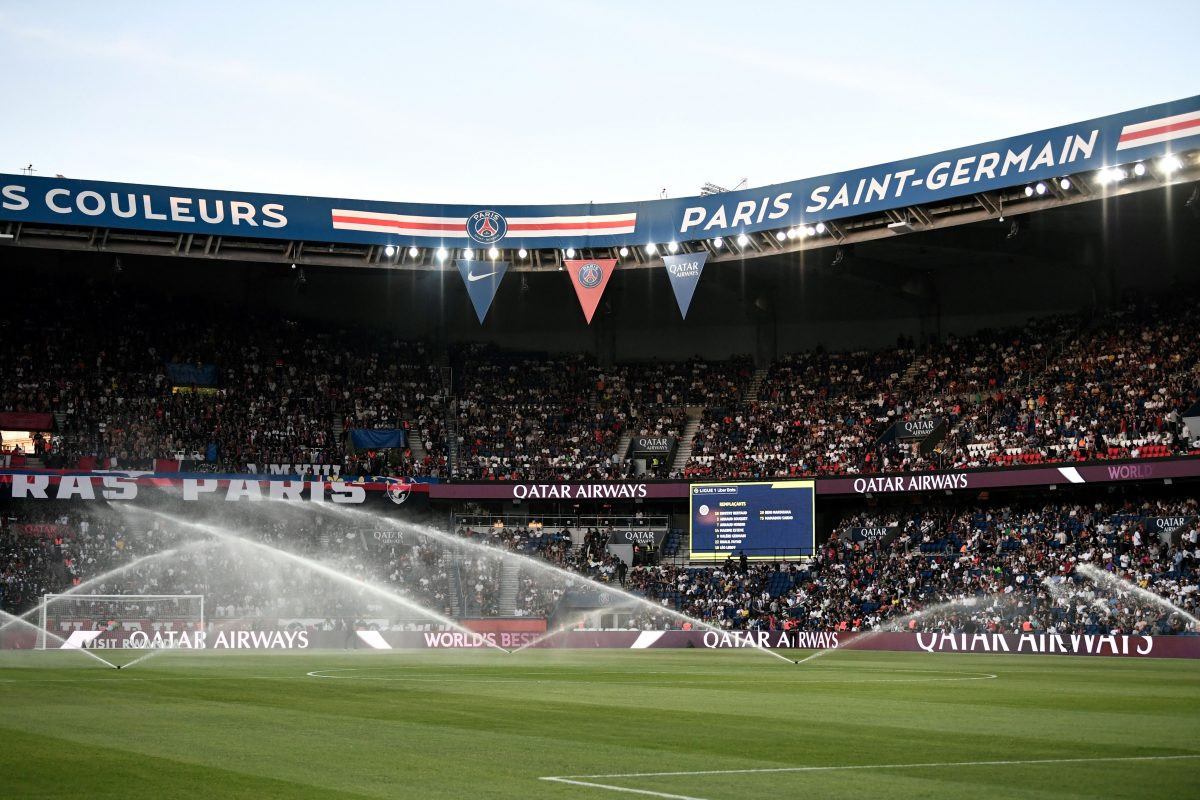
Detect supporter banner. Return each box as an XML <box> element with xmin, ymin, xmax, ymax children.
<box><xmin>0</xmin><ymin>411</ymin><xmax>53</xmax><ymax>430</ymax></box>
<box><xmin>455</xmin><ymin>259</ymin><xmax>509</xmax><ymax>323</ymax></box>
<box><xmin>629</xmin><ymin>435</ymin><xmax>675</xmax><ymax>454</ymax></box>
<box><xmin>566</xmin><ymin>259</ymin><xmax>617</xmax><ymax>324</ymax></box>
<box><xmin>0</xmin><ymin>472</ymin><xmax>429</xmax><ymax>510</ymax></box>
<box><xmin>818</xmin><ymin>457</ymin><xmax>1200</xmax><ymax>496</ymax></box>
<box><xmin>349</xmin><ymin>429</ymin><xmax>407</xmax><ymax>449</ymax></box>
<box><xmin>2</xmin><ymin>97</ymin><xmax>1196</xmax><ymax>250</ymax></box>
<box><xmin>245</xmin><ymin>463</ymin><xmax>342</xmax><ymax>477</ymax></box>
<box><xmin>608</xmin><ymin>529</ymin><xmax>668</xmax><ymax>546</ymax></box>
<box><xmin>428</xmin><ymin>482</ymin><xmax>689</xmax><ymax>501</ymax></box>
<box><xmin>661</xmin><ymin>252</ymin><xmax>707</xmax><ymax>319</ymax></box>
<box><xmin>166</xmin><ymin>362</ymin><xmax>218</xmax><ymax>387</ymax></box>
<box><xmin>850</xmin><ymin>526</ymin><xmax>900</xmax><ymax>543</ymax></box>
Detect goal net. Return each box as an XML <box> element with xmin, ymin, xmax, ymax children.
<box><xmin>37</xmin><ymin>594</ymin><xmax>204</xmax><ymax>650</ymax></box>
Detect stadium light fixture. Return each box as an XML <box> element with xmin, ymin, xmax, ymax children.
<box><xmin>1059</xmin><ymin>177</ymin><xmax>1072</xmax><ymax>191</ymax></box>
<box><xmin>1160</xmin><ymin>154</ymin><xmax>1183</xmax><ymax>174</ymax></box>
<box><xmin>774</xmin><ymin>231</ymin><xmax>786</xmax><ymax>242</ymax></box>
<box><xmin>736</xmin><ymin>233</ymin><xmax>749</xmax><ymax>248</ymax></box>
<box><xmin>668</xmin><ymin>241</ymin><xmax>679</xmax><ymax>253</ymax></box>
<box><xmin>488</xmin><ymin>246</ymin><xmax>499</xmax><ymax>259</ymax></box>
<box><xmin>518</xmin><ymin>248</ymin><xmax>528</xmax><ymax>259</ymax></box>
<box><xmin>1035</xmin><ymin>182</ymin><xmax>1047</xmax><ymax>196</ymax></box>
<box><xmin>436</xmin><ymin>247</ymin><xmax>448</xmax><ymax>263</ymax></box>
<box><xmin>1133</xmin><ymin>162</ymin><xmax>1147</xmax><ymax>177</ymax></box>
<box><xmin>383</xmin><ymin>245</ymin><xmax>396</xmax><ymax>257</ymax></box>
<box><xmin>1024</xmin><ymin>185</ymin><xmax>1034</xmax><ymax>197</ymax></box>
<box><xmin>645</xmin><ymin>243</ymin><xmax>657</xmax><ymax>255</ymax></box>
<box><xmin>1096</xmin><ymin>167</ymin><xmax>1125</xmax><ymax>186</ymax></box>
<box><xmin>815</xmin><ymin>222</ymin><xmax>826</xmax><ymax>234</ymax></box>
<box><xmin>804</xmin><ymin>226</ymin><xmax>816</xmax><ymax>237</ymax></box>
<box><xmin>290</xmin><ymin>263</ymin><xmax>297</xmax><ymax>269</ymax></box>
<box><xmin>463</xmin><ymin>248</ymin><xmax>475</xmax><ymax>260</ymax></box>
<box><xmin>786</xmin><ymin>228</ymin><xmax>797</xmax><ymax>240</ymax></box>
<box><xmin>565</xmin><ymin>248</ymin><xmax>576</xmax><ymax>258</ymax></box>
<box><xmin>407</xmin><ymin>246</ymin><xmax>419</xmax><ymax>258</ymax></box>
<box><xmin>712</xmin><ymin>237</ymin><xmax>723</xmax><ymax>249</ymax></box>
<box><xmin>618</xmin><ymin>246</ymin><xmax>629</xmax><ymax>258</ymax></box>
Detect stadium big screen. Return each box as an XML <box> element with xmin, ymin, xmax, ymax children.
<box><xmin>689</xmin><ymin>480</ymin><xmax>815</xmax><ymax>561</ymax></box>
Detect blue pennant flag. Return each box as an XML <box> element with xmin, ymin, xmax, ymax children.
<box><xmin>455</xmin><ymin>260</ymin><xmax>509</xmax><ymax>323</ymax></box>
<box><xmin>662</xmin><ymin>252</ymin><xmax>708</xmax><ymax>319</ymax></box>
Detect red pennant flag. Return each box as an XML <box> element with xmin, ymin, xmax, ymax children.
<box><xmin>565</xmin><ymin>259</ymin><xmax>617</xmax><ymax>324</ymax></box>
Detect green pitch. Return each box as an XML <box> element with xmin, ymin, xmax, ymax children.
<box><xmin>1</xmin><ymin>648</ymin><xmax>1198</xmax><ymax>799</ymax></box>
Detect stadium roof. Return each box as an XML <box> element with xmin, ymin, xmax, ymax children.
<box><xmin>1</xmin><ymin>95</ymin><xmax>1197</xmax><ymax>272</ymax></box>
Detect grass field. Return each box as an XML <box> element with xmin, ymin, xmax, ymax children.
<box><xmin>2</xmin><ymin>647</ymin><xmax>1198</xmax><ymax>799</ymax></box>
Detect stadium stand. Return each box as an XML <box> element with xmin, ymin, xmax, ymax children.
<box><xmin>5</xmin><ymin>496</ymin><xmax>1196</xmax><ymax>636</ymax></box>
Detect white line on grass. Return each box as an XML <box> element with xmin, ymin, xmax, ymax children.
<box><xmin>304</xmin><ymin>668</ymin><xmax>998</xmax><ymax>684</ymax></box>
<box><xmin>540</xmin><ymin>754</ymin><xmax>1200</xmax><ymax>799</ymax></box>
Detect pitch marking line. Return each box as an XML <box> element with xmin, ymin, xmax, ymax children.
<box><xmin>304</xmin><ymin>668</ymin><xmax>998</xmax><ymax>684</ymax></box>
<box><xmin>539</xmin><ymin>754</ymin><xmax>1200</xmax><ymax>800</ymax></box>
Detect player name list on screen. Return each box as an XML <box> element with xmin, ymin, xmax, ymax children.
<box><xmin>689</xmin><ymin>481</ymin><xmax>815</xmax><ymax>561</ymax></box>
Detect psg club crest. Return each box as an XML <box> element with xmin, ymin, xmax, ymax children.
<box><xmin>467</xmin><ymin>210</ymin><xmax>507</xmax><ymax>244</ymax></box>
<box><xmin>384</xmin><ymin>477</ymin><xmax>412</xmax><ymax>505</ymax></box>
<box><xmin>577</xmin><ymin>262</ymin><xmax>603</xmax><ymax>288</ymax></box>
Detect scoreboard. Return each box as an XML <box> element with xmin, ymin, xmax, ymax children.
<box><xmin>689</xmin><ymin>480</ymin><xmax>815</xmax><ymax>561</ymax></box>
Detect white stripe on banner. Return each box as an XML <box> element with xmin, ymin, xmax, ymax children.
<box><xmin>1057</xmin><ymin>467</ymin><xmax>1085</xmax><ymax>484</ymax></box>
<box><xmin>355</xmin><ymin>630</ymin><xmax>392</xmax><ymax>649</ymax></box>
<box><xmin>1116</xmin><ymin>110</ymin><xmax>1200</xmax><ymax>150</ymax></box>
<box><xmin>630</xmin><ymin>631</ymin><xmax>666</xmax><ymax>649</ymax></box>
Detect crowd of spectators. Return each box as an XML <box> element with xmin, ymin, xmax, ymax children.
<box><xmin>4</xmin><ymin>280</ymin><xmax>1197</xmax><ymax>483</ymax></box>
<box><xmin>683</xmin><ymin>300</ymin><xmax>1200</xmax><ymax>479</ymax></box>
<box><xmin>0</xmin><ymin>282</ymin><xmax>447</xmax><ymax>478</ymax></box>
<box><xmin>4</xmin><ymin>494</ymin><xmax>1197</xmax><ymax>639</ymax></box>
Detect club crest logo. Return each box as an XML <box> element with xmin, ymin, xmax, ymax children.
<box><xmin>384</xmin><ymin>477</ymin><xmax>412</xmax><ymax>505</ymax></box>
<box><xmin>467</xmin><ymin>210</ymin><xmax>507</xmax><ymax>244</ymax></box>
<box><xmin>577</xmin><ymin>262</ymin><xmax>603</xmax><ymax>288</ymax></box>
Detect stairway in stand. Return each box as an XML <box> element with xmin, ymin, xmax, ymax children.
<box><xmin>670</xmin><ymin>407</ymin><xmax>704</xmax><ymax>474</ymax></box>
<box><xmin>498</xmin><ymin>561</ymin><xmax>521</xmax><ymax>616</ymax></box>
<box><xmin>447</xmin><ymin>556</ymin><xmax>464</xmax><ymax>618</ymax></box>
<box><xmin>744</xmin><ymin>366</ymin><xmax>769</xmax><ymax>403</ymax></box>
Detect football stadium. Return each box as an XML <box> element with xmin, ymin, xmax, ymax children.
<box><xmin>3</xmin><ymin>9</ymin><xmax>1200</xmax><ymax>800</ymax></box>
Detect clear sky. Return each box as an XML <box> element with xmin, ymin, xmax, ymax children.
<box><xmin>2</xmin><ymin>1</ymin><xmax>1196</xmax><ymax>204</ymax></box>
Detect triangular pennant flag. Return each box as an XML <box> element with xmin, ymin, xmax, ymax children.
<box><xmin>565</xmin><ymin>259</ymin><xmax>617</xmax><ymax>324</ymax></box>
<box><xmin>455</xmin><ymin>260</ymin><xmax>509</xmax><ymax>323</ymax></box>
<box><xmin>662</xmin><ymin>252</ymin><xmax>708</xmax><ymax>319</ymax></box>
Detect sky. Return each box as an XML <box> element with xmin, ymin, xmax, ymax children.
<box><xmin>1</xmin><ymin>1</ymin><xmax>1197</xmax><ymax>205</ymax></box>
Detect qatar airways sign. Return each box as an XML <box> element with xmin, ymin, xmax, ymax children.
<box><xmin>429</xmin><ymin>482</ymin><xmax>690</xmax><ymax>500</ymax></box>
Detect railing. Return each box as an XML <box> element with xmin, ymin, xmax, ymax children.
<box><xmin>450</xmin><ymin>514</ymin><xmax>669</xmax><ymax>530</ymax></box>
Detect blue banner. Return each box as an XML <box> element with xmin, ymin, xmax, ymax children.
<box><xmin>1</xmin><ymin>96</ymin><xmax>1196</xmax><ymax>250</ymax></box>
<box><xmin>455</xmin><ymin>259</ymin><xmax>509</xmax><ymax>323</ymax></box>
<box><xmin>662</xmin><ymin>252</ymin><xmax>708</xmax><ymax>319</ymax></box>
<box><xmin>350</xmin><ymin>429</ymin><xmax>407</xmax><ymax>449</ymax></box>
<box><xmin>167</xmin><ymin>362</ymin><xmax>218</xmax><ymax>387</ymax></box>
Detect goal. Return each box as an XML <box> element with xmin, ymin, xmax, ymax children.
<box><xmin>37</xmin><ymin>594</ymin><xmax>204</xmax><ymax>649</ymax></box>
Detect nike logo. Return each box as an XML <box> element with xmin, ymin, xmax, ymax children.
<box><xmin>467</xmin><ymin>271</ymin><xmax>498</xmax><ymax>282</ymax></box>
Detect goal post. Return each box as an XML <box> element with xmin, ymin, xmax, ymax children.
<box><xmin>37</xmin><ymin>594</ymin><xmax>204</xmax><ymax>650</ymax></box>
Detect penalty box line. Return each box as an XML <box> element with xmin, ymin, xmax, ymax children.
<box><xmin>540</xmin><ymin>753</ymin><xmax>1200</xmax><ymax>800</ymax></box>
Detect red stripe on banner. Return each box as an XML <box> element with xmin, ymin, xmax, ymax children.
<box><xmin>331</xmin><ymin>215</ymin><xmax>462</xmax><ymax>232</ymax></box>
<box><xmin>507</xmin><ymin>219</ymin><xmax>635</xmax><ymax>232</ymax></box>
<box><xmin>1119</xmin><ymin>117</ymin><xmax>1200</xmax><ymax>142</ymax></box>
